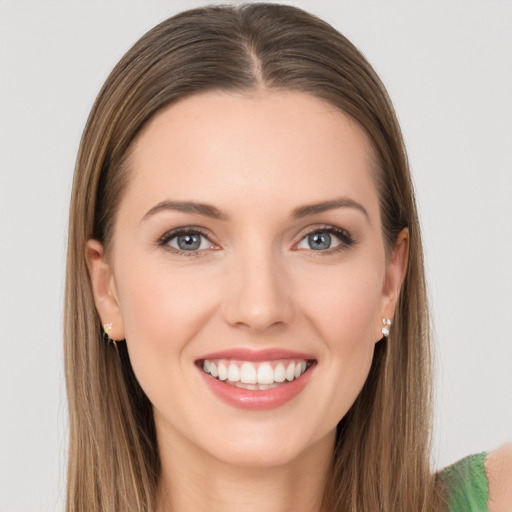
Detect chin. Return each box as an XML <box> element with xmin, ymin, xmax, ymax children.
<box><xmin>198</xmin><ymin>421</ymin><xmax>331</xmax><ymax>469</ymax></box>
<box><xmin>210</xmin><ymin>439</ymin><xmax>306</xmax><ymax>469</ymax></box>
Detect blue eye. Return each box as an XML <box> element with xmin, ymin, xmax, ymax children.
<box><xmin>306</xmin><ymin>231</ymin><xmax>333</xmax><ymax>250</ymax></box>
<box><xmin>296</xmin><ymin>227</ymin><xmax>353</xmax><ymax>252</ymax></box>
<box><xmin>173</xmin><ymin>233</ymin><xmax>201</xmax><ymax>251</ymax></box>
<box><xmin>158</xmin><ymin>225</ymin><xmax>354</xmax><ymax>256</ymax></box>
<box><xmin>160</xmin><ymin>229</ymin><xmax>214</xmax><ymax>254</ymax></box>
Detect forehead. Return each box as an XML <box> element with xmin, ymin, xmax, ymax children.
<box><xmin>122</xmin><ymin>89</ymin><xmax>380</xmax><ymax>222</ymax></box>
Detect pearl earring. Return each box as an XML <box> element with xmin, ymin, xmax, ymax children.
<box><xmin>381</xmin><ymin>318</ymin><xmax>391</xmax><ymax>337</ymax></box>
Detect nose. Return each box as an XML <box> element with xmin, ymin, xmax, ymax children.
<box><xmin>222</xmin><ymin>248</ymin><xmax>294</xmax><ymax>333</ymax></box>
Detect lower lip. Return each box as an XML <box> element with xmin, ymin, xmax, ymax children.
<box><xmin>197</xmin><ymin>362</ymin><xmax>316</xmax><ymax>410</ymax></box>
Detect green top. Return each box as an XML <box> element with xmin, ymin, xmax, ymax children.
<box><xmin>441</xmin><ymin>452</ymin><xmax>489</xmax><ymax>512</ymax></box>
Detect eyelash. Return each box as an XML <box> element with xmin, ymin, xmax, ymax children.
<box><xmin>156</xmin><ymin>225</ymin><xmax>356</xmax><ymax>257</ymax></box>
<box><xmin>296</xmin><ymin>225</ymin><xmax>355</xmax><ymax>256</ymax></box>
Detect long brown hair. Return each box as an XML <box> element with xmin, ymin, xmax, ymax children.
<box><xmin>65</xmin><ymin>4</ymin><xmax>443</xmax><ymax>511</ymax></box>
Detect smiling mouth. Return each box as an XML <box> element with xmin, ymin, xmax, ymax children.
<box><xmin>197</xmin><ymin>358</ymin><xmax>316</xmax><ymax>390</ymax></box>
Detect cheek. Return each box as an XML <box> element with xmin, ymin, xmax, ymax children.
<box><xmin>113</xmin><ymin>257</ymin><xmax>218</xmax><ymax>382</ymax></box>
<box><xmin>112</xmin><ymin>258</ymin><xmax>228</xmax><ymax>440</ymax></box>
<box><xmin>295</xmin><ymin>260</ymin><xmax>383</xmax><ymax>415</ymax></box>
<box><xmin>298</xmin><ymin>259</ymin><xmax>383</xmax><ymax>346</ymax></box>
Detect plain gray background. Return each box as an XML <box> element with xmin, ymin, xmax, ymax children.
<box><xmin>1</xmin><ymin>1</ymin><xmax>511</xmax><ymax>511</ymax></box>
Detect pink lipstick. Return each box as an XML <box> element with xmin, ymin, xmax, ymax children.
<box><xmin>195</xmin><ymin>348</ymin><xmax>316</xmax><ymax>410</ymax></box>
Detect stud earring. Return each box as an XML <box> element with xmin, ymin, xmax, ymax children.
<box><xmin>381</xmin><ymin>318</ymin><xmax>391</xmax><ymax>337</ymax></box>
<box><xmin>102</xmin><ymin>322</ymin><xmax>117</xmax><ymax>347</ymax></box>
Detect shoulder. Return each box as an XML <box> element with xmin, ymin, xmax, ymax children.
<box><xmin>440</xmin><ymin>452</ymin><xmax>488</xmax><ymax>511</ymax></box>
<box><xmin>485</xmin><ymin>443</ymin><xmax>512</xmax><ymax>512</ymax></box>
<box><xmin>439</xmin><ymin>445</ymin><xmax>512</xmax><ymax>512</ymax></box>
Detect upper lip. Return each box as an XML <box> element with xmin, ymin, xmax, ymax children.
<box><xmin>196</xmin><ymin>348</ymin><xmax>316</xmax><ymax>362</ymax></box>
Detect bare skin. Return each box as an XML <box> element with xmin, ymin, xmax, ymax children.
<box><xmin>486</xmin><ymin>443</ymin><xmax>512</xmax><ymax>512</ymax></box>
<box><xmin>86</xmin><ymin>90</ymin><xmax>409</xmax><ymax>512</ymax></box>
<box><xmin>156</xmin><ymin>426</ymin><xmax>334</xmax><ymax>512</ymax></box>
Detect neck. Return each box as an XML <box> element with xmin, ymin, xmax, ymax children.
<box><xmin>156</xmin><ymin>428</ymin><xmax>335</xmax><ymax>512</ymax></box>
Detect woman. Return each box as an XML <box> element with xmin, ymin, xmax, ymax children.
<box><xmin>64</xmin><ymin>3</ymin><xmax>511</xmax><ymax>511</ymax></box>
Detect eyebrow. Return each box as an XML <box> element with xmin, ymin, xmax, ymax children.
<box><xmin>290</xmin><ymin>198</ymin><xmax>369</xmax><ymax>221</ymax></box>
<box><xmin>142</xmin><ymin>200</ymin><xmax>229</xmax><ymax>221</ymax></box>
<box><xmin>142</xmin><ymin>197</ymin><xmax>369</xmax><ymax>222</ymax></box>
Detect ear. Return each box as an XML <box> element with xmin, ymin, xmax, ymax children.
<box><xmin>375</xmin><ymin>228</ymin><xmax>409</xmax><ymax>342</ymax></box>
<box><xmin>85</xmin><ymin>239</ymin><xmax>125</xmax><ymax>341</ymax></box>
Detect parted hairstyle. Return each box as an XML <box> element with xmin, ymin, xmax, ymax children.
<box><xmin>65</xmin><ymin>3</ymin><xmax>444</xmax><ymax>511</ymax></box>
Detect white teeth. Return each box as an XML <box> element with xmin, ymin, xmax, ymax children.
<box><xmin>274</xmin><ymin>363</ymin><xmax>286</xmax><ymax>383</ymax></box>
<box><xmin>239</xmin><ymin>383</ymin><xmax>259</xmax><ymax>390</ymax></box>
<box><xmin>227</xmin><ymin>381</ymin><xmax>279</xmax><ymax>391</ymax></box>
<box><xmin>201</xmin><ymin>358</ymin><xmax>311</xmax><ymax>387</ymax></box>
<box><xmin>240</xmin><ymin>362</ymin><xmax>257</xmax><ymax>384</ymax></box>
<box><xmin>227</xmin><ymin>363</ymin><xmax>240</xmax><ymax>382</ymax></box>
<box><xmin>285</xmin><ymin>363</ymin><xmax>295</xmax><ymax>381</ymax></box>
<box><xmin>218</xmin><ymin>362</ymin><xmax>228</xmax><ymax>381</ymax></box>
<box><xmin>257</xmin><ymin>363</ymin><xmax>274</xmax><ymax>385</ymax></box>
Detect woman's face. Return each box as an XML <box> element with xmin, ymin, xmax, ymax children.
<box><xmin>87</xmin><ymin>90</ymin><xmax>407</xmax><ymax>468</ymax></box>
